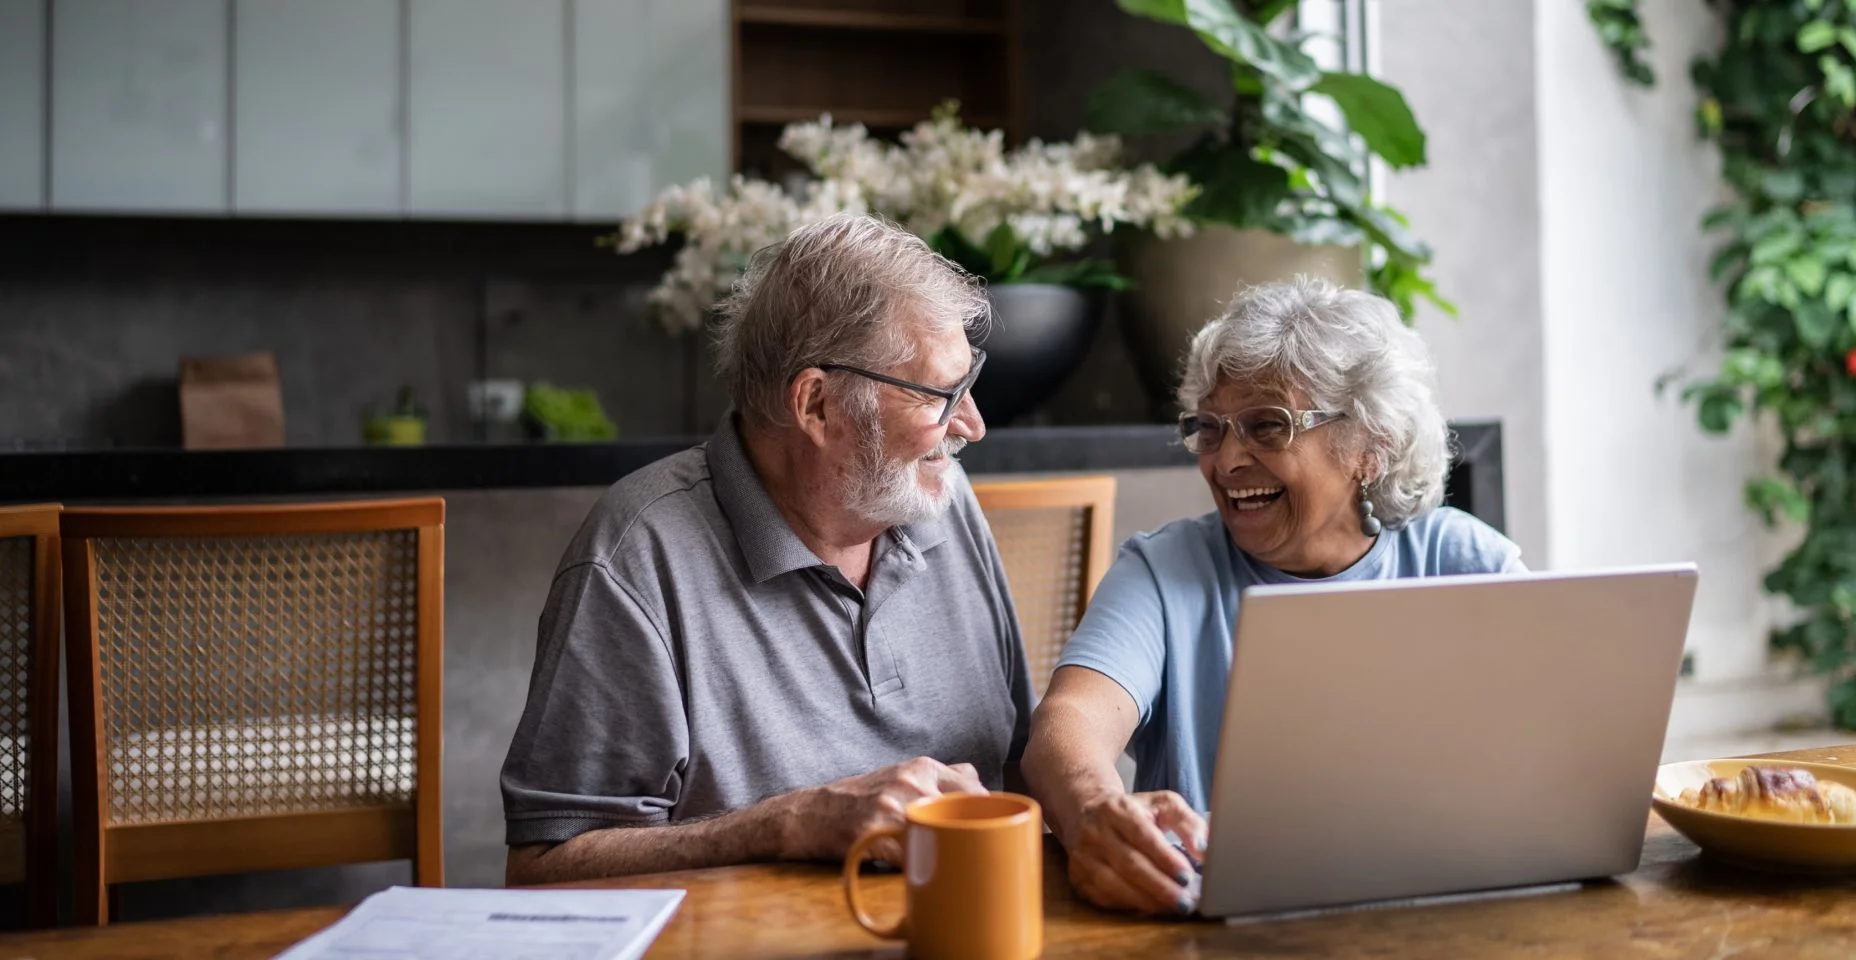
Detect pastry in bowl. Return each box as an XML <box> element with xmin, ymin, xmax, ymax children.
<box><xmin>1676</xmin><ymin>765</ymin><xmax>1856</xmax><ymax>824</ymax></box>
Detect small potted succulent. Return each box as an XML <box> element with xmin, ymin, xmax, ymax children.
<box><xmin>363</xmin><ymin>386</ymin><xmax>428</xmax><ymax>447</ymax></box>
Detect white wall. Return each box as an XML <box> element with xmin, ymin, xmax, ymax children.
<box><xmin>1382</xmin><ymin>0</ymin><xmax>1799</xmax><ymax>715</ymax></box>
<box><xmin>1378</xmin><ymin>0</ymin><xmax>1550</xmax><ymax>566</ymax></box>
<box><xmin>1535</xmin><ymin>0</ymin><xmax>1781</xmax><ymax>685</ymax></box>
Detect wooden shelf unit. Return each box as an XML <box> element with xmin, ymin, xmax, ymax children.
<box><xmin>730</xmin><ymin>0</ymin><xmax>1023</xmax><ymax>179</ymax></box>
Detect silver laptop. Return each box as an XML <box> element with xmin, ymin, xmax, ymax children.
<box><xmin>1194</xmin><ymin>564</ymin><xmax>1698</xmax><ymax>919</ymax></box>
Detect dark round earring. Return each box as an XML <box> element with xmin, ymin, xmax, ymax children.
<box><xmin>1358</xmin><ymin>481</ymin><xmax>1383</xmax><ymax>537</ymax></box>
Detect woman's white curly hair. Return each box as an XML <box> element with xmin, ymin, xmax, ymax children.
<box><xmin>1176</xmin><ymin>276</ymin><xmax>1451</xmax><ymax>528</ymax></box>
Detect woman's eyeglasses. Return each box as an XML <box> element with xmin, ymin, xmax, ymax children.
<box><xmin>819</xmin><ymin>348</ymin><xmax>987</xmax><ymax>426</ymax></box>
<box><xmin>1177</xmin><ymin>407</ymin><xmax>1346</xmax><ymax>454</ymax></box>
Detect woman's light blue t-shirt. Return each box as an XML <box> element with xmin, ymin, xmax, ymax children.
<box><xmin>1055</xmin><ymin>506</ymin><xmax>1524</xmax><ymax>813</ymax></box>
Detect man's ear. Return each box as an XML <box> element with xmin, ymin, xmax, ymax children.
<box><xmin>788</xmin><ymin>369</ymin><xmax>831</xmax><ymax>448</ymax></box>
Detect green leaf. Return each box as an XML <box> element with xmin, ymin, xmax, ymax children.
<box><xmin>1085</xmin><ymin>68</ymin><xmax>1230</xmax><ymax>137</ymax></box>
<box><xmin>1789</xmin><ymin>255</ymin><xmax>1829</xmax><ymax>297</ymax></box>
<box><xmin>1701</xmin><ymin>204</ymin><xmax>1745</xmax><ymax>231</ymax></box>
<box><xmin>980</xmin><ymin>223</ymin><xmax>1032</xmax><ymax>281</ymax></box>
<box><xmin>1115</xmin><ymin>0</ymin><xmax>1322</xmax><ymax>89</ymax></box>
<box><xmin>1171</xmin><ymin>137</ymin><xmax>1291</xmax><ymax>227</ymax></box>
<box><xmin>1829</xmin><ymin>272</ymin><xmax>1856</xmax><ymax>313</ymax></box>
<box><xmin>1841</xmin><ymin>27</ymin><xmax>1856</xmax><ymax>58</ymax></box>
<box><xmin>1752</xmin><ymin>229</ymin><xmax>1803</xmax><ymax>264</ymax></box>
<box><xmin>1762</xmin><ymin>169</ymin><xmax>1807</xmax><ymax>202</ymax></box>
<box><xmin>1308</xmin><ymin>73</ymin><xmax>1428</xmax><ymax>168</ymax></box>
<box><xmin>1697</xmin><ymin>389</ymin><xmax>1746</xmax><ymax>433</ymax></box>
<box><xmin>1017</xmin><ymin>258</ymin><xmax>1134</xmax><ymax>290</ymax></box>
<box><xmin>1747</xmin><ymin>474</ymin><xmax>1811</xmax><ymax>524</ymax></box>
<box><xmin>929</xmin><ymin>227</ymin><xmax>994</xmax><ymax>280</ymax></box>
<box><xmin>1247</xmin><ymin>0</ymin><xmax>1299</xmax><ymax>24</ymax></box>
<box><xmin>1833</xmin><ymin>680</ymin><xmax>1856</xmax><ymax>731</ymax></box>
<box><xmin>1796</xmin><ymin>300</ymin><xmax>1838</xmax><ymax>347</ymax></box>
<box><xmin>1823</xmin><ymin>57</ymin><xmax>1856</xmax><ymax>106</ymax></box>
<box><xmin>1351</xmin><ymin>203</ymin><xmax>1433</xmax><ymax>263</ymax></box>
<box><xmin>1799</xmin><ymin>19</ymin><xmax>1838</xmax><ymax>53</ymax></box>
<box><xmin>1709</xmin><ymin>245</ymin><xmax>1746</xmax><ymax>282</ymax></box>
<box><xmin>1721</xmin><ymin>347</ymin><xmax>1788</xmax><ymax>389</ymax></box>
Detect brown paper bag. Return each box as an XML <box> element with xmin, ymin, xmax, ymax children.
<box><xmin>179</xmin><ymin>352</ymin><xmax>285</xmax><ymax>449</ymax></box>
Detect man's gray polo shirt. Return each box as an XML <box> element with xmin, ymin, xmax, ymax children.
<box><xmin>500</xmin><ymin>418</ymin><xmax>1034</xmax><ymax>845</ymax></box>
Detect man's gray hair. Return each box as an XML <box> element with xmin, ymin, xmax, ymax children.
<box><xmin>714</xmin><ymin>213</ymin><xmax>989</xmax><ymax>428</ymax></box>
<box><xmin>1176</xmin><ymin>276</ymin><xmax>1450</xmax><ymax>528</ymax></box>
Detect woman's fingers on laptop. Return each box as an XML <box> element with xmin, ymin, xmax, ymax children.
<box><xmin>1109</xmin><ymin>795</ymin><xmax>1197</xmax><ymax>889</ymax></box>
<box><xmin>1070</xmin><ymin>795</ymin><xmax>1196</xmax><ymax>914</ymax></box>
<box><xmin>1069</xmin><ymin>853</ymin><xmax>1179</xmax><ymax>915</ymax></box>
<box><xmin>1147</xmin><ymin>791</ymin><xmax>1208</xmax><ymax>863</ymax></box>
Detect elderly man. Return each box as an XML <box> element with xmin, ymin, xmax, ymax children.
<box><xmin>501</xmin><ymin>214</ymin><xmax>1032</xmax><ymax>884</ymax></box>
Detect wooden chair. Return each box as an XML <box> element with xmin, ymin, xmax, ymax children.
<box><xmin>0</xmin><ymin>504</ymin><xmax>62</xmax><ymax>928</ymax></box>
<box><xmin>61</xmin><ymin>499</ymin><xmax>446</xmax><ymax>925</ymax></box>
<box><xmin>973</xmin><ymin>477</ymin><xmax>1116</xmax><ymax>697</ymax></box>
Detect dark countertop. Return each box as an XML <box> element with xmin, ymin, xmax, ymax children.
<box><xmin>0</xmin><ymin>422</ymin><xmax>1506</xmax><ymax>532</ymax></box>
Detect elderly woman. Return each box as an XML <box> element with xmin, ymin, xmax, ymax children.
<box><xmin>1021</xmin><ymin>277</ymin><xmax>1523</xmax><ymax>916</ymax></box>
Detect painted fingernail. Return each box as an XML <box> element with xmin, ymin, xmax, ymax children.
<box><xmin>1194</xmin><ymin>833</ymin><xmax>1208</xmax><ymax>853</ymax></box>
<box><xmin>1175</xmin><ymin>869</ymin><xmax>1192</xmax><ymax>886</ymax></box>
<box><xmin>1176</xmin><ymin>896</ymin><xmax>1195</xmax><ymax>915</ymax></box>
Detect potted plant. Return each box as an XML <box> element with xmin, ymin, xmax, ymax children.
<box><xmin>522</xmin><ymin>382</ymin><xmax>618</xmax><ymax>442</ymax></box>
<box><xmin>362</xmin><ymin>386</ymin><xmax>428</xmax><ymax>447</ymax></box>
<box><xmin>612</xmin><ymin>104</ymin><xmax>1197</xmax><ymax>424</ymax></box>
<box><xmin>1085</xmin><ymin>0</ymin><xmax>1449</xmax><ymax>411</ymax></box>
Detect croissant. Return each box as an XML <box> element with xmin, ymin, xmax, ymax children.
<box><xmin>1676</xmin><ymin>765</ymin><xmax>1856</xmax><ymax>824</ymax></box>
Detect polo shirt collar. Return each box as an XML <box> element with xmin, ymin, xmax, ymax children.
<box><xmin>708</xmin><ymin>416</ymin><xmax>952</xmax><ymax>583</ymax></box>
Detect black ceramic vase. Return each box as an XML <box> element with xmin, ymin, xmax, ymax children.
<box><xmin>970</xmin><ymin>283</ymin><xmax>1103</xmax><ymax>426</ymax></box>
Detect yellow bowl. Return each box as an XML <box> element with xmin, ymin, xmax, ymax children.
<box><xmin>1651</xmin><ymin>758</ymin><xmax>1856</xmax><ymax>874</ymax></box>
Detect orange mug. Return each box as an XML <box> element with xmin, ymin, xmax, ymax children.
<box><xmin>843</xmin><ymin>792</ymin><xmax>1044</xmax><ymax>960</ymax></box>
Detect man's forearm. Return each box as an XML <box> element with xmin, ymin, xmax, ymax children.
<box><xmin>1021</xmin><ymin>699</ymin><xmax>1129</xmax><ymax>848</ymax></box>
<box><xmin>507</xmin><ymin>793</ymin><xmax>796</xmax><ymax>885</ymax></box>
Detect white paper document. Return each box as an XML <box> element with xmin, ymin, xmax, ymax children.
<box><xmin>274</xmin><ymin>886</ymin><xmax>686</xmax><ymax>960</ymax></box>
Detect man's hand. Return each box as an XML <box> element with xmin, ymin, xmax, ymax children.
<box><xmin>1065</xmin><ymin>790</ymin><xmax>1206</xmax><ymax>915</ymax></box>
<box><xmin>782</xmin><ymin>757</ymin><xmax>987</xmax><ymax>864</ymax></box>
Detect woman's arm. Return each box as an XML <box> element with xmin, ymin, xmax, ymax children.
<box><xmin>1023</xmin><ymin>666</ymin><xmax>1205</xmax><ymax>915</ymax></box>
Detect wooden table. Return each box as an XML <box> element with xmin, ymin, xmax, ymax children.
<box><xmin>9</xmin><ymin>747</ymin><xmax>1856</xmax><ymax>959</ymax></box>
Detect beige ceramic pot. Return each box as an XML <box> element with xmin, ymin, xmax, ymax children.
<box><xmin>1118</xmin><ymin>225</ymin><xmax>1363</xmax><ymax>413</ymax></box>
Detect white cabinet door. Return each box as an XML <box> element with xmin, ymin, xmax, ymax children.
<box><xmin>572</xmin><ymin>0</ymin><xmax>727</xmax><ymax>222</ymax></box>
<box><xmin>408</xmin><ymin>0</ymin><xmax>566</xmax><ymax>219</ymax></box>
<box><xmin>51</xmin><ymin>0</ymin><xmax>229</xmax><ymax>212</ymax></box>
<box><xmin>0</xmin><ymin>0</ymin><xmax>45</xmax><ymax>210</ymax></box>
<box><xmin>234</xmin><ymin>0</ymin><xmax>401</xmax><ymax>216</ymax></box>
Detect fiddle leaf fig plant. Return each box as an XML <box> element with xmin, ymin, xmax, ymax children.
<box><xmin>1086</xmin><ymin>0</ymin><xmax>1452</xmax><ymax>319</ymax></box>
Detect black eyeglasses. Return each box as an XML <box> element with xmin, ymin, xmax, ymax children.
<box><xmin>818</xmin><ymin>348</ymin><xmax>987</xmax><ymax>426</ymax></box>
<box><xmin>1178</xmin><ymin>406</ymin><xmax>1346</xmax><ymax>454</ymax></box>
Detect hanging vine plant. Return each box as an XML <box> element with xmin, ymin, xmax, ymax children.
<box><xmin>1590</xmin><ymin>0</ymin><xmax>1856</xmax><ymax>727</ymax></box>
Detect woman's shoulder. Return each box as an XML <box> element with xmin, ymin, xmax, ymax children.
<box><xmin>1119</xmin><ymin>511</ymin><xmax>1230</xmax><ymax>570</ymax></box>
<box><xmin>1394</xmin><ymin>507</ymin><xmax>1524</xmax><ymax>575</ymax></box>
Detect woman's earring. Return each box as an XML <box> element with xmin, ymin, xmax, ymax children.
<box><xmin>1358</xmin><ymin>481</ymin><xmax>1383</xmax><ymax>537</ymax></box>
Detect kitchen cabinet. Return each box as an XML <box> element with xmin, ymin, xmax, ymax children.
<box><xmin>233</xmin><ymin>0</ymin><xmax>402</xmax><ymax>216</ymax></box>
<box><xmin>407</xmin><ymin>0</ymin><xmax>567</xmax><ymax>219</ymax></box>
<box><xmin>0</xmin><ymin>0</ymin><xmax>44</xmax><ymax>210</ymax></box>
<box><xmin>571</xmin><ymin>0</ymin><xmax>728</xmax><ymax>221</ymax></box>
<box><xmin>51</xmin><ymin>0</ymin><xmax>230</xmax><ymax>212</ymax></box>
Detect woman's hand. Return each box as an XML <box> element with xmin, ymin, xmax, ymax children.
<box><xmin>1064</xmin><ymin>790</ymin><xmax>1207</xmax><ymax>916</ymax></box>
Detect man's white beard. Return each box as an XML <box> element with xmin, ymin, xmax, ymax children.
<box><xmin>843</xmin><ymin>416</ymin><xmax>967</xmax><ymax>528</ymax></box>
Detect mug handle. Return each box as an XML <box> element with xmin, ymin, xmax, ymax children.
<box><xmin>843</xmin><ymin>826</ymin><xmax>908</xmax><ymax>940</ymax></box>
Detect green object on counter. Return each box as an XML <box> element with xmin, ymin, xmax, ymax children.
<box><xmin>523</xmin><ymin>382</ymin><xmax>617</xmax><ymax>442</ymax></box>
<box><xmin>364</xmin><ymin>385</ymin><xmax>429</xmax><ymax>446</ymax></box>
